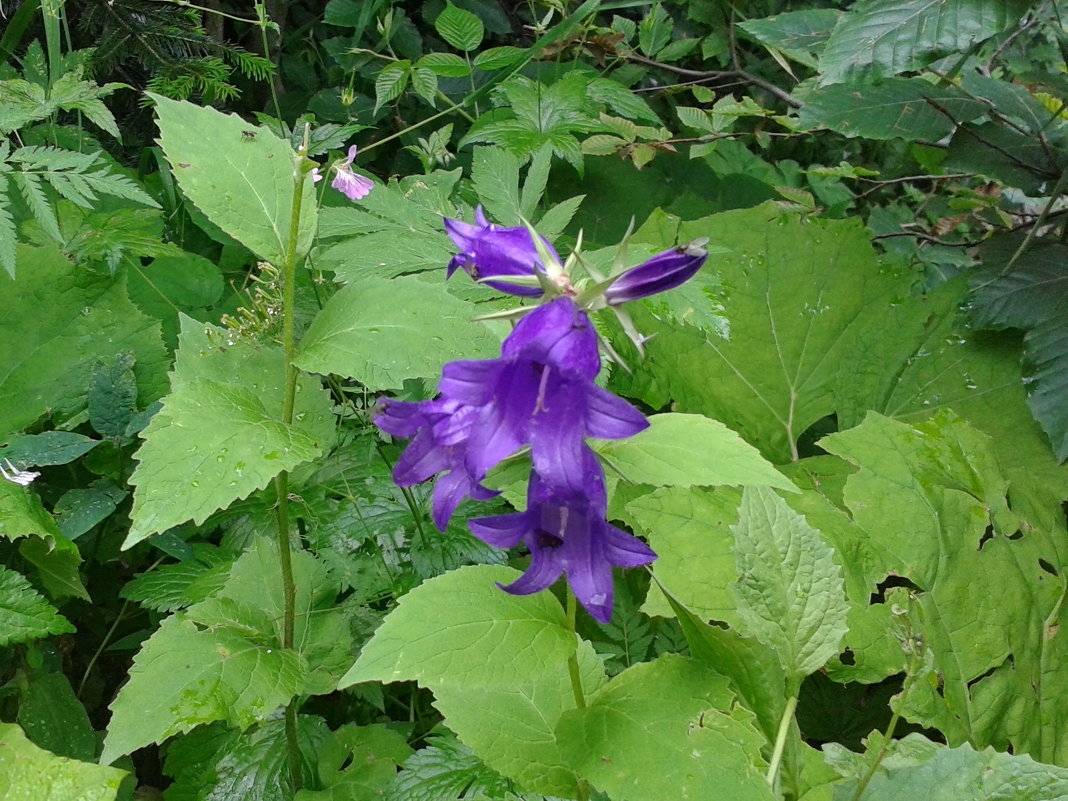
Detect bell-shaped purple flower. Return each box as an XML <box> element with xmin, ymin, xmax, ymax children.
<box><xmin>603</xmin><ymin>241</ymin><xmax>708</xmax><ymax>306</ymax></box>
<box><xmin>374</xmin><ymin>397</ymin><xmax>499</xmax><ymax>530</ymax></box>
<box><xmin>439</xmin><ymin>298</ymin><xmax>648</xmax><ymax>494</ymax></box>
<box><xmin>469</xmin><ymin>448</ymin><xmax>656</xmax><ymax>623</ymax></box>
<box><xmin>331</xmin><ymin>145</ymin><xmax>374</xmax><ymax>201</ymax></box>
<box><xmin>444</xmin><ymin>206</ymin><xmax>558</xmax><ymax>297</ymax></box>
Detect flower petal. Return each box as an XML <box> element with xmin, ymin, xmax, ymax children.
<box><xmin>439</xmin><ymin>360</ymin><xmax>502</xmax><ymax>406</ymax></box>
<box><xmin>499</xmin><ymin>543</ymin><xmax>565</xmax><ymax>596</ymax></box>
<box><xmin>469</xmin><ymin>511</ymin><xmax>529</xmax><ymax>548</ymax></box>
<box><xmin>584</xmin><ymin>385</ymin><xmax>649</xmax><ymax>440</ymax></box>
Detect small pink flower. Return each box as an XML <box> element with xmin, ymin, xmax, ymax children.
<box><xmin>331</xmin><ymin>145</ymin><xmax>373</xmax><ymax>201</ymax></box>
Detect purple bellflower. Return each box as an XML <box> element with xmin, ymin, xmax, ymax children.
<box><xmin>373</xmin><ymin>297</ymin><xmax>647</xmax><ymax>528</ymax></box>
<box><xmin>444</xmin><ymin>206</ymin><xmax>559</xmax><ymax>297</ymax></box>
<box><xmin>438</xmin><ymin>297</ymin><xmax>647</xmax><ymax>494</ymax></box>
<box><xmin>374</xmin><ymin>397</ymin><xmax>499</xmax><ymax>531</ymax></box>
<box><xmin>603</xmin><ymin>240</ymin><xmax>708</xmax><ymax>306</ymax></box>
<box><xmin>469</xmin><ymin>447</ymin><xmax>656</xmax><ymax>623</ymax></box>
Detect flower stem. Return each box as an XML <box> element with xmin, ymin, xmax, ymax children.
<box><xmin>765</xmin><ymin>694</ymin><xmax>798</xmax><ymax>793</ymax></box>
<box><xmin>273</xmin><ymin>146</ymin><xmax>310</xmax><ymax>794</ymax></box>
<box><xmin>565</xmin><ymin>588</ymin><xmax>589</xmax><ymax>801</ymax></box>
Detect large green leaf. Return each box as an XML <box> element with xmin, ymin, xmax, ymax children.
<box><xmin>614</xmin><ymin>204</ymin><xmax>911</xmax><ymax>462</ymax></box>
<box><xmin>555</xmin><ymin>655</ymin><xmax>774</xmax><ymax>801</ymax></box>
<box><xmin>151</xmin><ymin>94</ymin><xmax>317</xmax><ymax>265</ymax></box>
<box><xmin>298</xmin><ymin>723</ymin><xmax>412</xmax><ymax>801</ymax></box>
<box><xmin>0</xmin><ymin>723</ymin><xmax>127</xmax><ymax>801</ymax></box>
<box><xmin>821</xmin><ymin>411</ymin><xmax>1068</xmax><ymax>764</ymax></box>
<box><xmin>125</xmin><ymin>316</ymin><xmax>334</xmax><ymax>547</ymax></box>
<box><xmin>0</xmin><ymin>565</ymin><xmax>74</xmax><ymax>646</ymax></box>
<box><xmin>100</xmin><ymin>614</ymin><xmax>306</xmax><ymax>765</ymax></box>
<box><xmin>799</xmin><ymin>79</ymin><xmax>986</xmax><ymax>141</ymax></box>
<box><xmin>833</xmin><ymin>278</ymin><xmax>1068</xmax><ymax>533</ymax></box>
<box><xmin>738</xmin><ymin>9</ymin><xmax>842</xmax><ymax>67</ymax></box>
<box><xmin>294</xmin><ymin>276</ymin><xmax>500</xmax><ymax>389</ymax></box>
<box><xmin>594</xmin><ymin>413</ymin><xmax>795</xmax><ymax>491</ymax></box>
<box><xmin>731</xmin><ymin>486</ymin><xmax>849</xmax><ymax>682</ymax></box>
<box><xmin>817</xmin><ymin>0</ymin><xmax>1030</xmax><ymax>85</ymax></box>
<box><xmin>836</xmin><ymin>737</ymin><xmax>1068</xmax><ymax>801</ymax></box>
<box><xmin>17</xmin><ymin>672</ymin><xmax>96</xmax><ymax>762</ymax></box>
<box><xmin>429</xmin><ymin>640</ymin><xmax>607</xmax><ymax>797</ymax></box>
<box><xmin>0</xmin><ymin>245</ymin><xmax>167</xmax><ymax>435</ymax></box>
<box><xmin>970</xmin><ymin>237</ymin><xmax>1068</xmax><ymax>461</ymax></box>
<box><xmin>339</xmin><ymin>564</ymin><xmax>574</xmax><ymax>689</ymax></box>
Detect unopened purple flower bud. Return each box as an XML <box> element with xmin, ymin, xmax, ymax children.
<box><xmin>603</xmin><ymin>240</ymin><xmax>708</xmax><ymax>306</ymax></box>
<box><xmin>443</xmin><ymin>206</ymin><xmax>559</xmax><ymax>297</ymax></box>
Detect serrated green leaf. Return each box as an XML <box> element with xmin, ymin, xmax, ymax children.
<box><xmin>731</xmin><ymin>486</ymin><xmax>848</xmax><ymax>681</ymax></box>
<box><xmin>120</xmin><ymin>546</ymin><xmax>231</xmax><ymax>613</ymax></box>
<box><xmin>471</xmin><ymin>146</ymin><xmax>522</xmax><ymax>224</ymax></box>
<box><xmin>150</xmin><ymin>94</ymin><xmax>317</xmax><ymax>265</ymax></box>
<box><xmin>339</xmin><ymin>564</ymin><xmax>574</xmax><ymax>688</ymax></box>
<box><xmin>971</xmin><ymin>237</ymin><xmax>1068</xmax><ymax>461</ymax></box>
<box><xmin>417</xmin><ymin>52</ymin><xmax>470</xmax><ymax>77</ymax></box>
<box><xmin>436</xmin><ymin>2</ymin><xmax>484</xmax><ymax>51</ymax></box>
<box><xmin>0</xmin><ymin>245</ymin><xmax>168</xmax><ymax>436</ymax></box>
<box><xmin>374</xmin><ymin>61</ymin><xmax>410</xmax><ymax>113</ymax></box>
<box><xmin>0</xmin><ymin>175</ymin><xmax>15</xmax><ymax>278</ymax></box>
<box><xmin>534</xmin><ymin>194</ymin><xmax>583</xmax><ymax>241</ymax></box>
<box><xmin>410</xmin><ymin>66</ymin><xmax>438</xmax><ymax>105</ymax></box>
<box><xmin>12</xmin><ymin>172</ymin><xmax>61</xmax><ymax>241</ymax></box>
<box><xmin>18</xmin><ymin>524</ymin><xmax>87</xmax><ymax>601</ymax></box>
<box><xmin>555</xmin><ymin>655</ymin><xmax>774</xmax><ymax>801</ymax></box>
<box><xmin>0</xmin><ymin>565</ymin><xmax>74</xmax><ymax>646</ymax></box>
<box><xmin>0</xmin><ymin>722</ymin><xmax>127</xmax><ymax>801</ymax></box>
<box><xmin>53</xmin><ymin>483</ymin><xmax>127</xmax><ymax>540</ymax></box>
<box><xmin>295</xmin><ymin>276</ymin><xmax>500</xmax><ymax>389</ymax></box>
<box><xmin>638</xmin><ymin>3</ymin><xmax>672</xmax><ymax>57</ymax></box>
<box><xmin>593</xmin><ymin>413</ymin><xmax>796</xmax><ymax>491</ymax></box>
<box><xmin>17</xmin><ymin>671</ymin><xmax>96</xmax><ymax>762</ymax></box>
<box><xmin>799</xmin><ymin>79</ymin><xmax>986</xmax><ymax>141</ymax></box>
<box><xmin>125</xmin><ymin>316</ymin><xmax>334</xmax><ymax>547</ymax></box>
<box><xmin>430</xmin><ymin>640</ymin><xmax>607</xmax><ymax>797</ymax></box>
<box><xmin>88</xmin><ymin>351</ymin><xmax>137</xmax><ymax>438</ymax></box>
<box><xmin>472</xmin><ymin>46</ymin><xmax>526</xmax><ymax>71</ymax></box>
<box><xmin>818</xmin><ymin>0</ymin><xmax>1030</xmax><ymax>85</ymax></box>
<box><xmin>298</xmin><ymin>722</ymin><xmax>412</xmax><ymax>800</ymax></box>
<box><xmin>390</xmin><ymin>735</ymin><xmax>511</xmax><ymax>801</ymax></box>
<box><xmin>100</xmin><ymin>614</ymin><xmax>306</xmax><ymax>764</ymax></box>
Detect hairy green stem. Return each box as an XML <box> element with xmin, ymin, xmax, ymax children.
<box><xmin>848</xmin><ymin>683</ymin><xmax>910</xmax><ymax>801</ymax></box>
<box><xmin>273</xmin><ymin>150</ymin><xmax>309</xmax><ymax>794</ymax></box>
<box><xmin>565</xmin><ymin>588</ymin><xmax>590</xmax><ymax>801</ymax></box>
<box><xmin>765</xmin><ymin>694</ymin><xmax>798</xmax><ymax>792</ymax></box>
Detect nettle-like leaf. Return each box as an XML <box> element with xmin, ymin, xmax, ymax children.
<box><xmin>817</xmin><ymin>0</ymin><xmax>1031</xmax><ymax>85</ymax></box>
<box><xmin>150</xmin><ymin>93</ymin><xmax>317</xmax><ymax>265</ymax></box>
<box><xmin>0</xmin><ymin>564</ymin><xmax>74</xmax><ymax>646</ymax></box>
<box><xmin>731</xmin><ymin>486</ymin><xmax>849</xmax><ymax>683</ymax></box>
<box><xmin>0</xmin><ymin>481</ymin><xmax>87</xmax><ymax>601</ymax></box>
<box><xmin>435</xmin><ymin>2</ymin><xmax>484</xmax><ymax>52</ymax></box>
<box><xmin>99</xmin><ymin>613</ymin><xmax>306</xmax><ymax>765</ymax></box>
<box><xmin>821</xmin><ymin>411</ymin><xmax>1068</xmax><ymax>765</ymax></box>
<box><xmin>121</xmin><ymin>545</ymin><xmax>232</xmax><ymax>613</ymax></box>
<box><xmin>316</xmin><ymin>169</ymin><xmax>462</xmax><ymax>285</ymax></box>
<box><xmin>555</xmin><ymin>655</ymin><xmax>775</xmax><ymax>801</ymax></box>
<box><xmin>612</xmin><ymin>203</ymin><xmax>912</xmax><ymax>462</ymax></box>
<box><xmin>459</xmin><ymin>73</ymin><xmax>609</xmax><ymax>171</ymax></box>
<box><xmin>390</xmin><ymin>734</ymin><xmax>510</xmax><ymax>801</ymax></box>
<box><xmin>0</xmin><ymin>244</ymin><xmax>168</xmax><ymax>436</ymax></box>
<box><xmin>970</xmin><ymin>237</ymin><xmax>1068</xmax><ymax>462</ymax></box>
<box><xmin>125</xmin><ymin>316</ymin><xmax>334</xmax><ymax>547</ymax></box>
<box><xmin>0</xmin><ymin>723</ymin><xmax>127</xmax><ymax>801</ymax></box>
<box><xmin>298</xmin><ymin>722</ymin><xmax>412</xmax><ymax>801</ymax></box>
<box><xmin>593</xmin><ymin>413</ymin><xmax>796</xmax><ymax>491</ymax></box>
<box><xmin>294</xmin><ymin>275</ymin><xmax>501</xmax><ymax>390</ymax></box>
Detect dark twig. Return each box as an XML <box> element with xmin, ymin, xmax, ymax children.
<box><xmin>626</xmin><ymin>52</ymin><xmax>803</xmax><ymax>108</ymax></box>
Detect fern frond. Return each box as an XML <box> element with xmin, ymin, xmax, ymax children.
<box><xmin>0</xmin><ymin>174</ymin><xmax>16</xmax><ymax>277</ymax></box>
<box><xmin>13</xmin><ymin>172</ymin><xmax>61</xmax><ymax>242</ymax></box>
